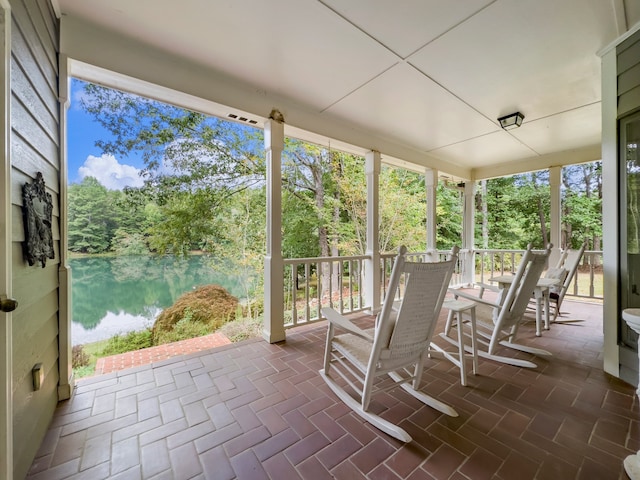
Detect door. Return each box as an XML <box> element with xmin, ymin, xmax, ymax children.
<box><xmin>620</xmin><ymin>111</ymin><xmax>640</xmax><ymax>376</ymax></box>
<box><xmin>0</xmin><ymin>2</ymin><xmax>12</xmax><ymax>478</ymax></box>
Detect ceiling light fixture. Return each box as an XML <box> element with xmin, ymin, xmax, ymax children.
<box><xmin>498</xmin><ymin>111</ymin><xmax>524</xmax><ymax>130</ymax></box>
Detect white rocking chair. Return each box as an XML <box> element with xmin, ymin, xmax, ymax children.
<box><xmin>319</xmin><ymin>245</ymin><xmax>459</xmax><ymax>442</ymax></box>
<box><xmin>547</xmin><ymin>242</ymin><xmax>586</xmax><ymax>323</ymax></box>
<box><xmin>443</xmin><ymin>245</ymin><xmax>551</xmax><ymax>369</ymax></box>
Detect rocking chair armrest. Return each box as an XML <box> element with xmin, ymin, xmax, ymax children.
<box><xmin>321</xmin><ymin>308</ymin><xmax>374</xmax><ymax>341</ymax></box>
<box><xmin>448</xmin><ymin>288</ymin><xmax>501</xmax><ymax>309</ymax></box>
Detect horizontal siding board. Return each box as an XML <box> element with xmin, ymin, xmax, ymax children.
<box><xmin>34</xmin><ymin>0</ymin><xmax>59</xmax><ymax>51</ymax></box>
<box><xmin>11</xmin><ymin>239</ymin><xmax>60</xmax><ymax>276</ymax></box>
<box><xmin>13</xmin><ymin>296</ymin><xmax>58</xmax><ymax>373</ymax></box>
<box><xmin>619</xmin><ymin>84</ymin><xmax>640</xmax><ymax>117</ymax></box>
<box><xmin>619</xmin><ymin>62</ymin><xmax>640</xmax><ymax>97</ymax></box>
<box><xmin>617</xmin><ymin>36</ymin><xmax>640</xmax><ymax>74</ymax></box>
<box><xmin>22</xmin><ymin>0</ymin><xmax>58</xmax><ymax>71</ymax></box>
<box><xmin>11</xmin><ymin>137</ymin><xmax>59</xmax><ymax>195</ymax></box>
<box><xmin>11</xmin><ymin>95</ymin><xmax>59</xmax><ymax>162</ymax></box>
<box><xmin>11</xmin><ymin>12</ymin><xmax>57</xmax><ymax>98</ymax></box>
<box><xmin>12</xmin><ymin>58</ymin><xmax>58</xmax><ymax>140</ymax></box>
<box><xmin>618</xmin><ymin>28</ymin><xmax>640</xmax><ymax>53</ymax></box>
<box><xmin>12</xmin><ymin>258</ymin><xmax>59</xmax><ymax>311</ymax></box>
<box><xmin>8</xmin><ymin>241</ymin><xmax>59</xmax><ymax>281</ymax></box>
<box><xmin>10</xmin><ymin>18</ymin><xmax>57</xmax><ymax>117</ymax></box>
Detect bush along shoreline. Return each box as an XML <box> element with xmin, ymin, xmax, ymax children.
<box><xmin>72</xmin><ymin>284</ymin><xmax>263</xmax><ymax>378</ymax></box>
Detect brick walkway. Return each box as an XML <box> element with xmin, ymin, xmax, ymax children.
<box><xmin>94</xmin><ymin>332</ymin><xmax>232</xmax><ymax>375</ymax></box>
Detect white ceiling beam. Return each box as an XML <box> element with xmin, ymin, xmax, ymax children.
<box><xmin>472</xmin><ymin>144</ymin><xmax>602</xmax><ymax>180</ymax></box>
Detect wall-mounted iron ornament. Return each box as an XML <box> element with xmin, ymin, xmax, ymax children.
<box><xmin>22</xmin><ymin>172</ymin><xmax>54</xmax><ymax>267</ymax></box>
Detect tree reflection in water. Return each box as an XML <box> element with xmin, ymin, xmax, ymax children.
<box><xmin>71</xmin><ymin>255</ymin><xmax>244</xmax><ymax>344</ymax></box>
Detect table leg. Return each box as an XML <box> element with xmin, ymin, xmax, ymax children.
<box><xmin>534</xmin><ymin>289</ymin><xmax>543</xmax><ymax>337</ymax></box>
<box><xmin>543</xmin><ymin>288</ymin><xmax>550</xmax><ymax>330</ymax></box>
<box><xmin>456</xmin><ymin>311</ymin><xmax>467</xmax><ymax>386</ymax></box>
<box><xmin>470</xmin><ymin>308</ymin><xmax>478</xmax><ymax>375</ymax></box>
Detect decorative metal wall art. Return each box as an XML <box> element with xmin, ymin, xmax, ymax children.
<box><xmin>22</xmin><ymin>172</ymin><xmax>54</xmax><ymax>267</ymax></box>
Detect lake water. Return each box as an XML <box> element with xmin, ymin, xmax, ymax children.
<box><xmin>70</xmin><ymin>255</ymin><xmax>246</xmax><ymax>345</ymax></box>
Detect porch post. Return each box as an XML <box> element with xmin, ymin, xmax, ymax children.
<box><xmin>425</xmin><ymin>168</ymin><xmax>437</xmax><ymax>252</ymax></box>
<box><xmin>263</xmin><ymin>118</ymin><xmax>286</xmax><ymax>343</ymax></box>
<box><xmin>549</xmin><ymin>166</ymin><xmax>562</xmax><ymax>249</ymax></box>
<box><xmin>462</xmin><ymin>181</ymin><xmax>476</xmax><ymax>286</ymax></box>
<box><xmin>57</xmin><ymin>54</ymin><xmax>74</xmax><ymax>400</ymax></box>
<box><xmin>364</xmin><ymin>151</ymin><xmax>381</xmax><ymax>314</ymax></box>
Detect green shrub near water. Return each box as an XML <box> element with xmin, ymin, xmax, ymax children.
<box><xmin>100</xmin><ymin>329</ymin><xmax>153</xmax><ymax>356</ymax></box>
<box><xmin>153</xmin><ymin>311</ymin><xmax>213</xmax><ymax>344</ymax></box>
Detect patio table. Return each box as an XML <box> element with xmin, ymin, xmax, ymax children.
<box><xmin>489</xmin><ymin>275</ymin><xmax>561</xmax><ymax>336</ymax></box>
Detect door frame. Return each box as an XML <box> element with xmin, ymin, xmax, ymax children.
<box><xmin>0</xmin><ymin>1</ymin><xmax>13</xmax><ymax>478</ymax></box>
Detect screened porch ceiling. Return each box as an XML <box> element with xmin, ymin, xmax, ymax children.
<box><xmin>54</xmin><ymin>0</ymin><xmax>639</xmax><ymax>182</ymax></box>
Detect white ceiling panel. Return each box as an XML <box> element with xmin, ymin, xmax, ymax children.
<box><xmin>409</xmin><ymin>0</ymin><xmax>617</xmax><ymax>122</ymax></box>
<box><xmin>510</xmin><ymin>104</ymin><xmax>602</xmax><ymax>155</ymax></box>
<box><xmin>58</xmin><ymin>0</ymin><xmax>399</xmax><ymax>112</ymax></box>
<box><xmin>325</xmin><ymin>62</ymin><xmax>498</xmax><ymax>152</ymax></box>
<box><xmin>320</xmin><ymin>0</ymin><xmax>495</xmax><ymax>58</ymax></box>
<box><xmin>429</xmin><ymin>131</ymin><xmax>538</xmax><ymax>168</ymax></box>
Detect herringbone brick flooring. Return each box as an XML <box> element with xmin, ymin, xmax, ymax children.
<box><xmin>27</xmin><ymin>297</ymin><xmax>637</xmax><ymax>479</ymax></box>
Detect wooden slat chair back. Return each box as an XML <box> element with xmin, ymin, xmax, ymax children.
<box><xmin>320</xmin><ymin>245</ymin><xmax>459</xmax><ymax>442</ymax></box>
<box><xmin>487</xmin><ymin>246</ymin><xmax>549</xmax><ymax>354</ymax></box>
<box><xmin>548</xmin><ymin>242</ymin><xmax>587</xmax><ymax>322</ymax></box>
<box><xmin>445</xmin><ymin>245</ymin><xmax>551</xmax><ymax>368</ymax></box>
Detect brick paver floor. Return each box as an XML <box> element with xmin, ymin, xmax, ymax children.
<box><xmin>29</xmin><ymin>297</ymin><xmax>638</xmax><ymax>479</ymax></box>
<box><xmin>94</xmin><ymin>332</ymin><xmax>232</xmax><ymax>375</ymax></box>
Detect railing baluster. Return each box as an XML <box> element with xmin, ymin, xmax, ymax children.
<box><xmin>290</xmin><ymin>263</ymin><xmax>297</xmax><ymax>327</ymax></box>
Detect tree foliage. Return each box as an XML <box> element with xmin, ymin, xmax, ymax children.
<box><xmin>80</xmin><ymin>83</ymin><xmax>265</xmax><ymax>255</ymax></box>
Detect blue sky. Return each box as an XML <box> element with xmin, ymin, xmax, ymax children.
<box><xmin>68</xmin><ymin>78</ymin><xmax>146</xmax><ymax>189</ymax></box>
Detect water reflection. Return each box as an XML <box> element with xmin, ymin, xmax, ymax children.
<box><xmin>71</xmin><ymin>255</ymin><xmax>243</xmax><ymax>345</ymax></box>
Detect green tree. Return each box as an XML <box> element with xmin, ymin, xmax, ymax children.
<box><xmin>68</xmin><ymin>176</ymin><xmax>117</xmax><ymax>253</ymax></box>
<box><xmin>562</xmin><ymin>162</ymin><xmax>602</xmax><ymax>250</ymax></box>
<box><xmin>80</xmin><ymin>82</ymin><xmax>265</xmax><ymax>254</ymax></box>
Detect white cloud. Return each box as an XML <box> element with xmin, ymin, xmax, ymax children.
<box><xmin>78</xmin><ymin>154</ymin><xmax>144</xmax><ymax>190</ymax></box>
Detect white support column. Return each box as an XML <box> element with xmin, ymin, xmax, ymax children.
<box><xmin>364</xmin><ymin>151</ymin><xmax>381</xmax><ymax>314</ymax></box>
<box><xmin>549</xmin><ymin>166</ymin><xmax>562</xmax><ymax>250</ymax></box>
<box><xmin>263</xmin><ymin>118</ymin><xmax>286</xmax><ymax>343</ymax></box>
<box><xmin>57</xmin><ymin>55</ymin><xmax>74</xmax><ymax>401</ymax></box>
<box><xmin>462</xmin><ymin>181</ymin><xmax>476</xmax><ymax>286</ymax></box>
<box><xmin>601</xmin><ymin>47</ymin><xmax>620</xmax><ymax>377</ymax></box>
<box><xmin>425</xmin><ymin>169</ymin><xmax>437</xmax><ymax>252</ymax></box>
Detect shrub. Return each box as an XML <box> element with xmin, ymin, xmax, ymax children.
<box><xmin>72</xmin><ymin>345</ymin><xmax>90</xmax><ymax>368</ymax></box>
<box><xmin>154</xmin><ymin>312</ymin><xmax>213</xmax><ymax>344</ymax></box>
<box><xmin>220</xmin><ymin>316</ymin><xmax>263</xmax><ymax>342</ymax></box>
<box><xmin>100</xmin><ymin>329</ymin><xmax>153</xmax><ymax>356</ymax></box>
<box><xmin>152</xmin><ymin>285</ymin><xmax>238</xmax><ymax>344</ymax></box>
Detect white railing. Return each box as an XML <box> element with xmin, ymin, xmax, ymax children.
<box><xmin>283</xmin><ymin>248</ymin><xmax>469</xmax><ymax>329</ymax></box>
<box><xmin>283</xmin><ymin>255</ymin><xmax>368</xmax><ymax>328</ymax></box>
<box><xmin>282</xmin><ymin>248</ymin><xmax>603</xmax><ymax>330</ymax></box>
<box><xmin>474</xmin><ymin>249</ymin><xmax>603</xmax><ymax>300</ymax></box>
